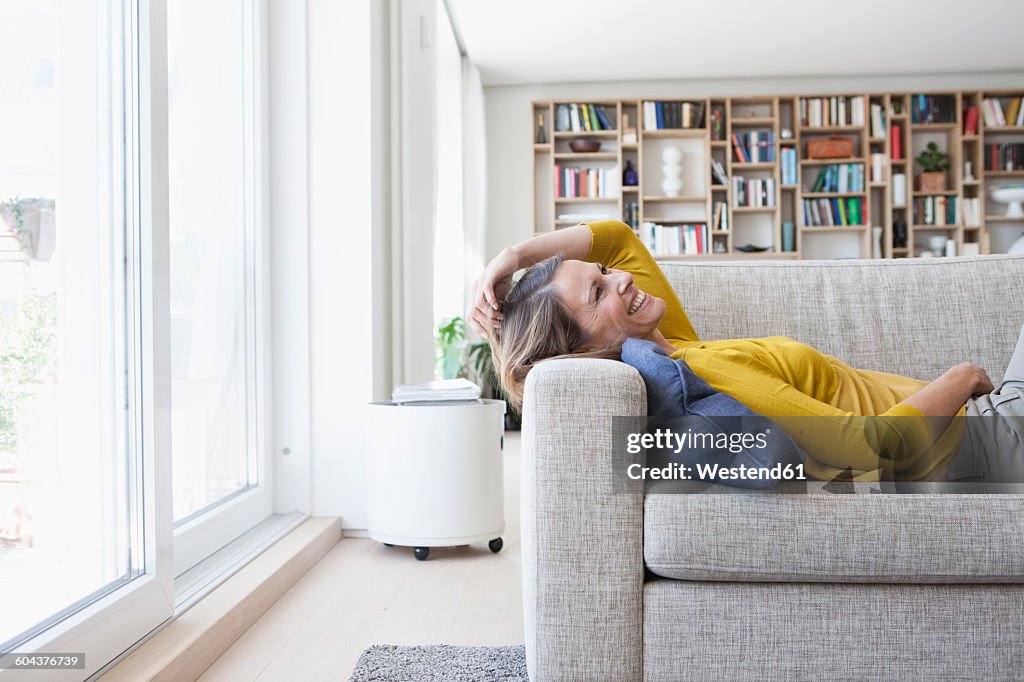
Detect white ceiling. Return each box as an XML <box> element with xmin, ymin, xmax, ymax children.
<box><xmin>447</xmin><ymin>0</ymin><xmax>1024</xmax><ymax>86</ymax></box>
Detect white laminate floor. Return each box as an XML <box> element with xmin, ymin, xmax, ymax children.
<box><xmin>199</xmin><ymin>432</ymin><xmax>524</xmax><ymax>681</ymax></box>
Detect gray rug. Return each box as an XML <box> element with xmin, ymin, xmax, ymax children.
<box><xmin>349</xmin><ymin>644</ymin><xmax>527</xmax><ymax>681</ymax></box>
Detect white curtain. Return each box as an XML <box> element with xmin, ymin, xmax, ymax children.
<box><xmin>461</xmin><ymin>57</ymin><xmax>487</xmax><ymax>338</ymax></box>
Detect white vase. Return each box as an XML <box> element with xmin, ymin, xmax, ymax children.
<box><xmin>661</xmin><ymin>146</ymin><xmax>683</xmax><ymax>197</ymax></box>
<box><xmin>661</xmin><ymin>165</ymin><xmax>683</xmax><ymax>197</ymax></box>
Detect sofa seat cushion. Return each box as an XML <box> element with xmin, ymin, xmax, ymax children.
<box><xmin>644</xmin><ymin>491</ymin><xmax>1024</xmax><ymax>583</ymax></box>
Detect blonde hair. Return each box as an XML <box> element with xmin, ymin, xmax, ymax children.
<box><xmin>489</xmin><ymin>254</ymin><xmax>619</xmax><ymax>411</ymax></box>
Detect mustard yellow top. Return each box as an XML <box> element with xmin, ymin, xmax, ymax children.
<box><xmin>586</xmin><ymin>220</ymin><xmax>964</xmax><ymax>481</ymax></box>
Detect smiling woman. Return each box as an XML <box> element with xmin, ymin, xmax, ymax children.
<box><xmin>471</xmin><ymin>220</ymin><xmax>1024</xmax><ymax>483</ymax></box>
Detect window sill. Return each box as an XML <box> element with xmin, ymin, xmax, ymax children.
<box><xmin>98</xmin><ymin>516</ymin><xmax>341</xmax><ymax>680</ymax></box>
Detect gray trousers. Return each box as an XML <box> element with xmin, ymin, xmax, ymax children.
<box><xmin>947</xmin><ymin>322</ymin><xmax>1024</xmax><ymax>483</ymax></box>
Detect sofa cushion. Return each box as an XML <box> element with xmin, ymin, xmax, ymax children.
<box><xmin>644</xmin><ymin>491</ymin><xmax>1024</xmax><ymax>583</ymax></box>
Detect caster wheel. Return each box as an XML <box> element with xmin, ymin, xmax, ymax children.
<box><xmin>383</xmin><ymin>543</ymin><xmax>394</xmax><ymax>547</ymax></box>
<box><xmin>414</xmin><ymin>546</ymin><xmax>430</xmax><ymax>561</ymax></box>
<box><xmin>488</xmin><ymin>537</ymin><xmax>503</xmax><ymax>553</ymax></box>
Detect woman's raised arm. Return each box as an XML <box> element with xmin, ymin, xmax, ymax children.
<box><xmin>467</xmin><ymin>224</ymin><xmax>592</xmax><ymax>335</ymax></box>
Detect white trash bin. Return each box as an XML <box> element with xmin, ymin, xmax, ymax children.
<box><xmin>365</xmin><ymin>399</ymin><xmax>506</xmax><ymax>561</ymax></box>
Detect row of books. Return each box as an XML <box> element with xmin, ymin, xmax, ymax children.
<box><xmin>963</xmin><ymin>106</ymin><xmax>981</xmax><ymax>136</ymax></box>
<box><xmin>911</xmin><ymin>94</ymin><xmax>956</xmax><ymax>124</ymax></box>
<box><xmin>711</xmin><ymin>201</ymin><xmax>729</xmax><ymax>231</ymax></box>
<box><xmin>733</xmin><ymin>176</ymin><xmax>775</xmax><ymax>208</ymax></box>
<box><xmin>870</xmin><ymin>103</ymin><xmax>887</xmax><ymax>138</ymax></box>
<box><xmin>913</xmin><ymin>196</ymin><xmax>958</xmax><ymax>227</ymax></box>
<box><xmin>962</xmin><ymin>198</ymin><xmax>981</xmax><ymax>228</ymax></box>
<box><xmin>984</xmin><ymin>143</ymin><xmax>1024</xmax><ymax>172</ymax></box>
<box><xmin>623</xmin><ymin>202</ymin><xmax>640</xmax><ymax>230</ymax></box>
<box><xmin>642</xmin><ymin>100</ymin><xmax>705</xmax><ymax>130</ymax></box>
<box><xmin>802</xmin><ymin>197</ymin><xmax>863</xmax><ymax>227</ymax></box>
<box><xmin>732</xmin><ymin>130</ymin><xmax>775</xmax><ymax>163</ymax></box>
<box><xmin>780</xmin><ymin>147</ymin><xmax>798</xmax><ymax>185</ymax></box>
<box><xmin>711</xmin><ymin>159</ymin><xmax>728</xmax><ymax>185</ymax></box>
<box><xmin>981</xmin><ymin>97</ymin><xmax>1024</xmax><ymax>128</ymax></box>
<box><xmin>641</xmin><ymin>222</ymin><xmax>711</xmax><ymax>256</ymax></box>
<box><xmin>553</xmin><ymin>165</ymin><xmax>619</xmax><ymax>198</ymax></box>
<box><xmin>808</xmin><ymin>163</ymin><xmax>866</xmax><ymax>193</ymax></box>
<box><xmin>799</xmin><ymin>96</ymin><xmax>866</xmax><ymax>127</ymax></box>
<box><xmin>554</xmin><ymin>103</ymin><xmax>615</xmax><ymax>132</ymax></box>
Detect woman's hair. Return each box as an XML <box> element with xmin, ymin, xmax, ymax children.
<box><xmin>489</xmin><ymin>253</ymin><xmax>619</xmax><ymax>411</ymax></box>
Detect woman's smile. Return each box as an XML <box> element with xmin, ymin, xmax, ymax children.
<box><xmin>627</xmin><ymin>289</ymin><xmax>647</xmax><ymax>315</ymax></box>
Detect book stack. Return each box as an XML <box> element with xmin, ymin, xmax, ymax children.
<box><xmin>642</xmin><ymin>101</ymin><xmax>705</xmax><ymax>130</ymax></box>
<box><xmin>733</xmin><ymin>176</ymin><xmax>775</xmax><ymax>208</ymax></box>
<box><xmin>780</xmin><ymin>147</ymin><xmax>798</xmax><ymax>185</ymax></box>
<box><xmin>981</xmin><ymin>97</ymin><xmax>1024</xmax><ymax>128</ymax></box>
<box><xmin>711</xmin><ymin>202</ymin><xmax>728</xmax><ymax>231</ymax></box>
<box><xmin>553</xmin><ymin>165</ymin><xmax>619</xmax><ymax>198</ymax></box>
<box><xmin>870</xmin><ymin>103</ymin><xmax>887</xmax><ymax>138</ymax></box>
<box><xmin>799</xmin><ymin>96</ymin><xmax>866</xmax><ymax>127</ymax></box>
<box><xmin>913</xmin><ymin>196</ymin><xmax>958</xmax><ymax>226</ymax></box>
<box><xmin>984</xmin><ymin>143</ymin><xmax>1024</xmax><ymax>171</ymax></box>
<box><xmin>641</xmin><ymin>222</ymin><xmax>711</xmax><ymax>255</ymax></box>
<box><xmin>392</xmin><ymin>378</ymin><xmax>481</xmax><ymax>404</ymax></box>
<box><xmin>802</xmin><ymin>197</ymin><xmax>863</xmax><ymax>226</ymax></box>
<box><xmin>710</xmin><ymin>159</ymin><xmax>728</xmax><ymax>185</ymax></box>
<box><xmin>911</xmin><ymin>94</ymin><xmax>956</xmax><ymax>124</ymax></box>
<box><xmin>731</xmin><ymin>130</ymin><xmax>775</xmax><ymax>163</ymax></box>
<box><xmin>962</xmin><ymin>198</ymin><xmax>981</xmax><ymax>227</ymax></box>
<box><xmin>555</xmin><ymin>103</ymin><xmax>615</xmax><ymax>132</ymax></box>
<box><xmin>809</xmin><ymin>164</ymin><xmax>865</xmax><ymax>193</ymax></box>
<box><xmin>963</xmin><ymin>106</ymin><xmax>981</xmax><ymax>135</ymax></box>
<box><xmin>623</xmin><ymin>202</ymin><xmax>639</xmax><ymax>230</ymax></box>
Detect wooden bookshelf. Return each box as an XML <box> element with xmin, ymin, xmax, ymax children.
<box><xmin>532</xmin><ymin>89</ymin><xmax>1024</xmax><ymax>259</ymax></box>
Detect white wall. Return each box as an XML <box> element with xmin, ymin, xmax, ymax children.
<box><xmin>485</xmin><ymin>72</ymin><xmax>1024</xmax><ymax>260</ymax></box>
<box><xmin>305</xmin><ymin>0</ymin><xmax>376</xmax><ymax>524</ymax></box>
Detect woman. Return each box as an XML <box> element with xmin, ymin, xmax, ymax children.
<box><xmin>469</xmin><ymin>220</ymin><xmax>1024</xmax><ymax>483</ymax></box>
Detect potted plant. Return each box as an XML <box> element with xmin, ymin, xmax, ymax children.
<box><xmin>0</xmin><ymin>197</ymin><xmax>56</xmax><ymax>262</ymax></box>
<box><xmin>914</xmin><ymin>142</ymin><xmax>949</xmax><ymax>193</ymax></box>
<box><xmin>468</xmin><ymin>339</ymin><xmax>521</xmax><ymax>431</ymax></box>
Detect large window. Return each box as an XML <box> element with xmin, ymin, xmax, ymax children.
<box><xmin>167</xmin><ymin>0</ymin><xmax>270</xmax><ymax>574</ymax></box>
<box><xmin>0</xmin><ymin>0</ymin><xmax>144</xmax><ymax>652</ymax></box>
<box><xmin>0</xmin><ymin>0</ymin><xmax>275</xmax><ymax>675</ymax></box>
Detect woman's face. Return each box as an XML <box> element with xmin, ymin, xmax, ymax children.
<box><xmin>550</xmin><ymin>260</ymin><xmax>666</xmax><ymax>350</ymax></box>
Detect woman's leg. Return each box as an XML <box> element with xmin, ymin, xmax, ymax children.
<box><xmin>1000</xmin><ymin>319</ymin><xmax>1024</xmax><ymax>392</ymax></box>
<box><xmin>945</xmin><ymin>322</ymin><xmax>1024</xmax><ymax>483</ymax></box>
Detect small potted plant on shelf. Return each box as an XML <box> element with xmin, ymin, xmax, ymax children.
<box><xmin>914</xmin><ymin>142</ymin><xmax>949</xmax><ymax>193</ymax></box>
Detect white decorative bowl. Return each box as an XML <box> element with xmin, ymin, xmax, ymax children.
<box><xmin>991</xmin><ymin>186</ymin><xmax>1024</xmax><ymax>218</ymax></box>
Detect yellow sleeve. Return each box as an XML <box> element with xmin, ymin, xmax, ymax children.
<box><xmin>584</xmin><ymin>220</ymin><xmax>700</xmax><ymax>343</ymax></box>
<box><xmin>682</xmin><ymin>348</ymin><xmax>944</xmax><ymax>480</ymax></box>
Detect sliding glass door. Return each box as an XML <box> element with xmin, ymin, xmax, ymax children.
<box><xmin>0</xmin><ymin>0</ymin><xmax>174</xmax><ymax>677</ymax></box>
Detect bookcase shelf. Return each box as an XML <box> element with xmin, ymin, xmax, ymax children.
<box><xmin>532</xmin><ymin>89</ymin><xmax>1024</xmax><ymax>259</ymax></box>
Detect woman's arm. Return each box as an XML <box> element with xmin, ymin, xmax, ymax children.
<box><xmin>467</xmin><ymin>225</ymin><xmax>592</xmax><ymax>335</ymax></box>
<box><xmin>900</xmin><ymin>362</ymin><xmax>994</xmax><ymax>435</ymax></box>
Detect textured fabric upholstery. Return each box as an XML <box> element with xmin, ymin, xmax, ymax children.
<box><xmin>658</xmin><ymin>254</ymin><xmax>1024</xmax><ymax>381</ymax></box>
<box><xmin>521</xmin><ymin>254</ymin><xmax>1024</xmax><ymax>681</ymax></box>
<box><xmin>521</xmin><ymin>359</ymin><xmax>646</xmax><ymax>682</ymax></box>
<box><xmin>644</xmin><ymin>579</ymin><xmax>1024</xmax><ymax>681</ymax></box>
<box><xmin>645</xmin><ymin>492</ymin><xmax>1024</xmax><ymax>583</ymax></box>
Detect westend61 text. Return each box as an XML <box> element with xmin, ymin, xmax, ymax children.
<box><xmin>627</xmin><ymin>462</ymin><xmax>806</xmax><ymax>481</ymax></box>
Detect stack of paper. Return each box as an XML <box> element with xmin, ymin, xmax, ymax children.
<box><xmin>392</xmin><ymin>378</ymin><xmax>481</xmax><ymax>404</ymax></box>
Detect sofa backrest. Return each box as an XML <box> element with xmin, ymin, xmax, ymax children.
<box><xmin>657</xmin><ymin>254</ymin><xmax>1024</xmax><ymax>381</ymax></box>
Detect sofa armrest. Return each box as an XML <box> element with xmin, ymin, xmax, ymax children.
<box><xmin>521</xmin><ymin>358</ymin><xmax>646</xmax><ymax>682</ymax></box>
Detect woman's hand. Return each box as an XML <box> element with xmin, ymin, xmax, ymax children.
<box><xmin>949</xmin><ymin>362</ymin><xmax>995</xmax><ymax>397</ymax></box>
<box><xmin>467</xmin><ymin>248</ymin><xmax>520</xmax><ymax>336</ymax></box>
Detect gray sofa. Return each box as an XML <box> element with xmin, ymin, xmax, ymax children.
<box><xmin>521</xmin><ymin>254</ymin><xmax>1024</xmax><ymax>681</ymax></box>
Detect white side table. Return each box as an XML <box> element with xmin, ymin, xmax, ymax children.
<box><xmin>365</xmin><ymin>399</ymin><xmax>506</xmax><ymax>561</ymax></box>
